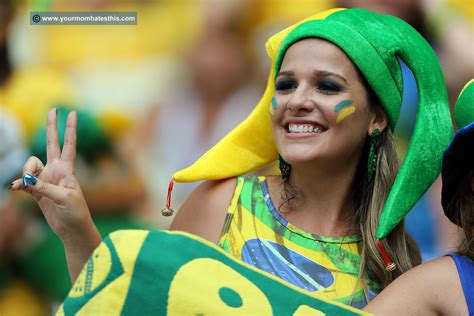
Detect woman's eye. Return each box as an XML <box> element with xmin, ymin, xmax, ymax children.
<box><xmin>275</xmin><ymin>80</ymin><xmax>296</xmax><ymax>92</ymax></box>
<box><xmin>316</xmin><ymin>81</ymin><xmax>342</xmax><ymax>94</ymax></box>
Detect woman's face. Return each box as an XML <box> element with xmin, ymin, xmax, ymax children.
<box><xmin>271</xmin><ymin>38</ymin><xmax>387</xmax><ymax>166</ymax></box>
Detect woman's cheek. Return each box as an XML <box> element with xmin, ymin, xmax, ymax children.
<box><xmin>270</xmin><ymin>95</ymin><xmax>286</xmax><ymax>116</ymax></box>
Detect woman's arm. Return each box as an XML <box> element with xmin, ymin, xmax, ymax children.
<box><xmin>364</xmin><ymin>256</ymin><xmax>467</xmax><ymax>315</ymax></box>
<box><xmin>170</xmin><ymin>178</ymin><xmax>236</xmax><ymax>244</ymax></box>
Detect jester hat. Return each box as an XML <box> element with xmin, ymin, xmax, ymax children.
<box><xmin>441</xmin><ymin>80</ymin><xmax>474</xmax><ymax>226</ymax></box>
<box><xmin>171</xmin><ymin>9</ymin><xmax>453</xmax><ymax>245</ymax></box>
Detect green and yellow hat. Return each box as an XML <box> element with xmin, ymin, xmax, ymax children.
<box><xmin>168</xmin><ymin>8</ymin><xmax>453</xmax><ymax>266</ymax></box>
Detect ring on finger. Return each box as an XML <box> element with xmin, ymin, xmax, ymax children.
<box><xmin>35</xmin><ymin>165</ymin><xmax>45</xmax><ymax>177</ymax></box>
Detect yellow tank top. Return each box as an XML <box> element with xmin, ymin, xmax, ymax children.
<box><xmin>218</xmin><ymin>176</ymin><xmax>381</xmax><ymax>308</ymax></box>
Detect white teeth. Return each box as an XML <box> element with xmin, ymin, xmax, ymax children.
<box><xmin>288</xmin><ymin>124</ymin><xmax>324</xmax><ymax>133</ymax></box>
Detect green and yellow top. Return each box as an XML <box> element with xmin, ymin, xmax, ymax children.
<box><xmin>219</xmin><ymin>176</ymin><xmax>382</xmax><ymax>308</ymax></box>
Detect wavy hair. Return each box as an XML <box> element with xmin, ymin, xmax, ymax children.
<box><xmin>449</xmin><ymin>171</ymin><xmax>474</xmax><ymax>260</ymax></box>
<box><xmin>279</xmin><ymin>82</ymin><xmax>421</xmax><ymax>301</ymax></box>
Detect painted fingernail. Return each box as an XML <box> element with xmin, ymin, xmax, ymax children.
<box><xmin>8</xmin><ymin>183</ymin><xmax>14</xmax><ymax>190</ymax></box>
<box><xmin>23</xmin><ymin>173</ymin><xmax>38</xmax><ymax>188</ymax></box>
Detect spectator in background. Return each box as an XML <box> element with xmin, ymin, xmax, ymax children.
<box><xmin>1</xmin><ymin>2</ymin><xmax>151</xmax><ymax>311</ymax></box>
<box><xmin>0</xmin><ymin>111</ymin><xmax>49</xmax><ymax>316</ymax></box>
<box><xmin>138</xmin><ymin>2</ymin><xmax>262</xmax><ymax>227</ymax></box>
<box><xmin>0</xmin><ymin>2</ymin><xmax>50</xmax><ymax>315</ymax></box>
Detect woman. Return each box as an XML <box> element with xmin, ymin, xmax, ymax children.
<box><xmin>9</xmin><ymin>8</ymin><xmax>453</xmax><ymax>307</ymax></box>
<box><xmin>365</xmin><ymin>80</ymin><xmax>473</xmax><ymax>315</ymax></box>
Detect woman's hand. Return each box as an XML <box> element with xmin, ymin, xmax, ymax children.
<box><xmin>9</xmin><ymin>108</ymin><xmax>101</xmax><ymax>281</ymax></box>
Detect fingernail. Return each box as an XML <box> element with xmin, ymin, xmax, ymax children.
<box><xmin>8</xmin><ymin>183</ymin><xmax>13</xmax><ymax>190</ymax></box>
<box><xmin>23</xmin><ymin>173</ymin><xmax>38</xmax><ymax>188</ymax></box>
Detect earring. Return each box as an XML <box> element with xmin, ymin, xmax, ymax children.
<box><xmin>367</xmin><ymin>129</ymin><xmax>381</xmax><ymax>182</ymax></box>
<box><xmin>279</xmin><ymin>155</ymin><xmax>291</xmax><ymax>180</ymax></box>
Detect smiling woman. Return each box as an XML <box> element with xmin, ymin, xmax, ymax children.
<box><xmin>170</xmin><ymin>8</ymin><xmax>453</xmax><ymax>307</ymax></box>
<box><xmin>10</xmin><ymin>8</ymin><xmax>453</xmax><ymax>310</ymax></box>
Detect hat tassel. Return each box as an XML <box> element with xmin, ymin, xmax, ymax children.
<box><xmin>376</xmin><ymin>239</ymin><xmax>397</xmax><ymax>272</ymax></box>
<box><xmin>161</xmin><ymin>178</ymin><xmax>175</xmax><ymax>216</ymax></box>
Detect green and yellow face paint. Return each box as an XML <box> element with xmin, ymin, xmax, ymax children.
<box><xmin>270</xmin><ymin>96</ymin><xmax>278</xmax><ymax>115</ymax></box>
<box><xmin>334</xmin><ymin>99</ymin><xmax>356</xmax><ymax>123</ymax></box>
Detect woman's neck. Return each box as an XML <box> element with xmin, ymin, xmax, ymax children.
<box><xmin>268</xmin><ymin>159</ymin><xmax>360</xmax><ymax>237</ymax></box>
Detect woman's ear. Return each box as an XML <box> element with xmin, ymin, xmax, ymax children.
<box><xmin>368</xmin><ymin>106</ymin><xmax>388</xmax><ymax>134</ymax></box>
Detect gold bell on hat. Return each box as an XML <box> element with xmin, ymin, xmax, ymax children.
<box><xmin>161</xmin><ymin>207</ymin><xmax>174</xmax><ymax>217</ymax></box>
<box><xmin>385</xmin><ymin>262</ymin><xmax>397</xmax><ymax>272</ymax></box>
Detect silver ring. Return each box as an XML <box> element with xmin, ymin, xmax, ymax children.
<box><xmin>35</xmin><ymin>165</ymin><xmax>45</xmax><ymax>177</ymax></box>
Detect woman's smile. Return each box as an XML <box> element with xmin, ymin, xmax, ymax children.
<box><xmin>271</xmin><ymin>38</ymin><xmax>376</xmax><ymax>165</ymax></box>
<box><xmin>284</xmin><ymin>120</ymin><xmax>328</xmax><ymax>139</ymax></box>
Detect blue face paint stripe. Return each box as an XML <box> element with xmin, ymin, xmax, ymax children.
<box><xmin>334</xmin><ymin>99</ymin><xmax>352</xmax><ymax>113</ymax></box>
<box><xmin>271</xmin><ymin>96</ymin><xmax>278</xmax><ymax>110</ymax></box>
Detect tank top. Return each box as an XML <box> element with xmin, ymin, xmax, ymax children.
<box><xmin>447</xmin><ymin>254</ymin><xmax>474</xmax><ymax>315</ymax></box>
<box><xmin>218</xmin><ymin>176</ymin><xmax>381</xmax><ymax>308</ymax></box>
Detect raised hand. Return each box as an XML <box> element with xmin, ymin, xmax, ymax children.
<box><xmin>9</xmin><ymin>108</ymin><xmax>101</xmax><ymax>281</ymax></box>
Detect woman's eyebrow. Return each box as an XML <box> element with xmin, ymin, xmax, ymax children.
<box><xmin>276</xmin><ymin>70</ymin><xmax>347</xmax><ymax>83</ymax></box>
<box><xmin>314</xmin><ymin>70</ymin><xmax>347</xmax><ymax>83</ymax></box>
<box><xmin>276</xmin><ymin>70</ymin><xmax>294</xmax><ymax>78</ymax></box>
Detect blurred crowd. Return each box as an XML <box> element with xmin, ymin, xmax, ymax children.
<box><xmin>0</xmin><ymin>0</ymin><xmax>472</xmax><ymax>314</ymax></box>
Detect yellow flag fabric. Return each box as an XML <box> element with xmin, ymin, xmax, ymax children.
<box><xmin>57</xmin><ymin>230</ymin><xmax>371</xmax><ymax>315</ymax></box>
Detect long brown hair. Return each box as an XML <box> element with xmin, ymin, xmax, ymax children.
<box><xmin>449</xmin><ymin>171</ymin><xmax>474</xmax><ymax>260</ymax></box>
<box><xmin>279</xmin><ymin>126</ymin><xmax>421</xmax><ymax>297</ymax></box>
<box><xmin>279</xmin><ymin>94</ymin><xmax>421</xmax><ymax>299</ymax></box>
<box><xmin>352</xmin><ymin>127</ymin><xmax>421</xmax><ymax>292</ymax></box>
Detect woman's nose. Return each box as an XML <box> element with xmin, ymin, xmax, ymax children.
<box><xmin>287</xmin><ymin>86</ymin><xmax>316</xmax><ymax>112</ymax></box>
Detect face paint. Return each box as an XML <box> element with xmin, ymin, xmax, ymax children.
<box><xmin>334</xmin><ymin>100</ymin><xmax>352</xmax><ymax>113</ymax></box>
<box><xmin>334</xmin><ymin>99</ymin><xmax>356</xmax><ymax>123</ymax></box>
<box><xmin>271</xmin><ymin>96</ymin><xmax>278</xmax><ymax>110</ymax></box>
<box><xmin>270</xmin><ymin>96</ymin><xmax>278</xmax><ymax>115</ymax></box>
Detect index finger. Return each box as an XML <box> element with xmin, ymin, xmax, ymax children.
<box><xmin>46</xmin><ymin>108</ymin><xmax>61</xmax><ymax>162</ymax></box>
<box><xmin>60</xmin><ymin>111</ymin><xmax>77</xmax><ymax>169</ymax></box>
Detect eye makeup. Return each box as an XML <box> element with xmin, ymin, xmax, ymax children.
<box><xmin>275</xmin><ymin>74</ymin><xmax>346</xmax><ymax>96</ymax></box>
<box><xmin>275</xmin><ymin>79</ymin><xmax>296</xmax><ymax>93</ymax></box>
<box><xmin>316</xmin><ymin>80</ymin><xmax>344</xmax><ymax>95</ymax></box>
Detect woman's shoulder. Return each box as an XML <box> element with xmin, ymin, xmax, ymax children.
<box><xmin>365</xmin><ymin>255</ymin><xmax>468</xmax><ymax>315</ymax></box>
<box><xmin>411</xmin><ymin>256</ymin><xmax>468</xmax><ymax>315</ymax></box>
<box><xmin>170</xmin><ymin>178</ymin><xmax>237</xmax><ymax>244</ymax></box>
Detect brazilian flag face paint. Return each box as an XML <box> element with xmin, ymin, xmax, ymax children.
<box><xmin>270</xmin><ymin>96</ymin><xmax>278</xmax><ymax>115</ymax></box>
<box><xmin>334</xmin><ymin>100</ymin><xmax>356</xmax><ymax>123</ymax></box>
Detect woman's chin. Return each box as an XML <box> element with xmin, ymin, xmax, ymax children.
<box><xmin>280</xmin><ymin>152</ymin><xmax>322</xmax><ymax>165</ymax></box>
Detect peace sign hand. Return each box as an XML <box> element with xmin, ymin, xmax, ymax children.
<box><xmin>9</xmin><ymin>109</ymin><xmax>101</xmax><ymax>280</ymax></box>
